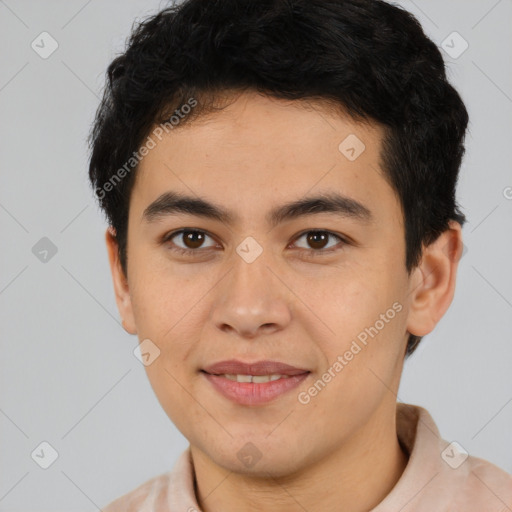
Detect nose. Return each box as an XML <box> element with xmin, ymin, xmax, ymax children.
<box><xmin>210</xmin><ymin>248</ymin><xmax>292</xmax><ymax>339</ymax></box>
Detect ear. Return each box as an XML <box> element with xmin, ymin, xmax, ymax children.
<box><xmin>406</xmin><ymin>220</ymin><xmax>464</xmax><ymax>337</ymax></box>
<box><xmin>105</xmin><ymin>227</ymin><xmax>137</xmax><ymax>335</ymax></box>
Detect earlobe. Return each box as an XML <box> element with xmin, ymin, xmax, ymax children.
<box><xmin>105</xmin><ymin>227</ymin><xmax>138</xmax><ymax>335</ymax></box>
<box><xmin>406</xmin><ymin>221</ymin><xmax>463</xmax><ymax>337</ymax></box>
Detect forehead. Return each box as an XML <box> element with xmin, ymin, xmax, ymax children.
<box><xmin>131</xmin><ymin>91</ymin><xmax>398</xmax><ymax>227</ymax></box>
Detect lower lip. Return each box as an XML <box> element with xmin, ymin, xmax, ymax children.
<box><xmin>202</xmin><ymin>371</ymin><xmax>310</xmax><ymax>406</ymax></box>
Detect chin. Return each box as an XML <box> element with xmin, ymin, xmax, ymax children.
<box><xmin>199</xmin><ymin>435</ymin><xmax>311</xmax><ymax>478</ymax></box>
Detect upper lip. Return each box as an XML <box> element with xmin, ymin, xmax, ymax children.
<box><xmin>202</xmin><ymin>359</ymin><xmax>310</xmax><ymax>376</ymax></box>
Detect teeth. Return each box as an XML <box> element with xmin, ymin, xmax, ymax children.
<box><xmin>221</xmin><ymin>374</ymin><xmax>289</xmax><ymax>383</ymax></box>
<box><xmin>252</xmin><ymin>375</ymin><xmax>272</xmax><ymax>383</ymax></box>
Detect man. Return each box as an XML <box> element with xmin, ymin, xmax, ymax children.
<box><xmin>88</xmin><ymin>0</ymin><xmax>512</xmax><ymax>510</ymax></box>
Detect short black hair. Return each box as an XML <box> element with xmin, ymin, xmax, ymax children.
<box><xmin>88</xmin><ymin>0</ymin><xmax>469</xmax><ymax>357</ymax></box>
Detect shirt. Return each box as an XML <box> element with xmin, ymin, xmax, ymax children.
<box><xmin>101</xmin><ymin>403</ymin><xmax>512</xmax><ymax>511</ymax></box>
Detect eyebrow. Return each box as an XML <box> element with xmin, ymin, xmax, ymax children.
<box><xmin>142</xmin><ymin>190</ymin><xmax>373</xmax><ymax>227</ymax></box>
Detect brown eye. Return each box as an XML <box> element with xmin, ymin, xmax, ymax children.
<box><xmin>165</xmin><ymin>229</ymin><xmax>217</xmax><ymax>254</ymax></box>
<box><xmin>293</xmin><ymin>230</ymin><xmax>345</xmax><ymax>253</ymax></box>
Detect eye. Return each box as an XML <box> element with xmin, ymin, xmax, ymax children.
<box><xmin>163</xmin><ymin>229</ymin><xmax>218</xmax><ymax>255</ymax></box>
<box><xmin>291</xmin><ymin>230</ymin><xmax>347</xmax><ymax>254</ymax></box>
<box><xmin>162</xmin><ymin>228</ymin><xmax>348</xmax><ymax>258</ymax></box>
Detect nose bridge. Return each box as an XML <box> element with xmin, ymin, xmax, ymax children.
<box><xmin>210</xmin><ymin>239</ymin><xmax>291</xmax><ymax>337</ymax></box>
<box><xmin>231</xmin><ymin>243</ymin><xmax>272</xmax><ymax>303</ymax></box>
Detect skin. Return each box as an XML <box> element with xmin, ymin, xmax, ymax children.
<box><xmin>105</xmin><ymin>90</ymin><xmax>463</xmax><ymax>512</ymax></box>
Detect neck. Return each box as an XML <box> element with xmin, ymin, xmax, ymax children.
<box><xmin>191</xmin><ymin>403</ymin><xmax>409</xmax><ymax>512</ymax></box>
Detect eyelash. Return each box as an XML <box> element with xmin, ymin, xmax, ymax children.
<box><xmin>162</xmin><ymin>229</ymin><xmax>349</xmax><ymax>258</ymax></box>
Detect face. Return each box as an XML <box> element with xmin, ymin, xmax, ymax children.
<box><xmin>106</xmin><ymin>91</ymin><xmax>461</xmax><ymax>477</ymax></box>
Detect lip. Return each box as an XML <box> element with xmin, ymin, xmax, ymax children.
<box><xmin>202</xmin><ymin>359</ymin><xmax>310</xmax><ymax>376</ymax></box>
<box><xmin>201</xmin><ymin>359</ymin><xmax>310</xmax><ymax>406</ymax></box>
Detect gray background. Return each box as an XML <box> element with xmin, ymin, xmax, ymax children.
<box><xmin>0</xmin><ymin>0</ymin><xmax>511</xmax><ymax>510</ymax></box>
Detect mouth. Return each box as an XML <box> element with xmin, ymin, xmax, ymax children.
<box><xmin>201</xmin><ymin>359</ymin><xmax>311</xmax><ymax>405</ymax></box>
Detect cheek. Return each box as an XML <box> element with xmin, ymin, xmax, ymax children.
<box><xmin>128</xmin><ymin>269</ymin><xmax>204</xmax><ymax>400</ymax></box>
<box><xmin>304</xmin><ymin>262</ymin><xmax>407</xmax><ymax>386</ymax></box>
<box><xmin>298</xmin><ymin>265</ymin><xmax>395</xmax><ymax>340</ymax></box>
<box><xmin>129</xmin><ymin>258</ymin><xmax>208</xmax><ymax>336</ymax></box>
<box><xmin>131</xmin><ymin>276</ymin><xmax>204</xmax><ymax>433</ymax></box>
